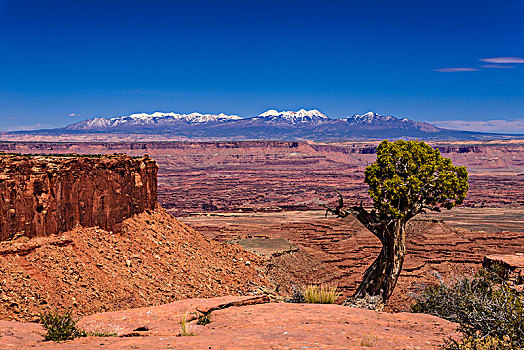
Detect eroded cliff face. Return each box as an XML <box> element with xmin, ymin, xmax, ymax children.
<box><xmin>0</xmin><ymin>154</ymin><xmax>157</xmax><ymax>241</ymax></box>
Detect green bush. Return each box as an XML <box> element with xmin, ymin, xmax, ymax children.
<box><xmin>411</xmin><ymin>268</ymin><xmax>524</xmax><ymax>349</ymax></box>
<box><xmin>40</xmin><ymin>311</ymin><xmax>116</xmax><ymax>342</ymax></box>
<box><xmin>40</xmin><ymin>311</ymin><xmax>86</xmax><ymax>342</ymax></box>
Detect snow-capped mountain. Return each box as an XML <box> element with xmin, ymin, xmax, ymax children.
<box><xmin>346</xmin><ymin>111</ymin><xmax>400</xmax><ymax>123</ymax></box>
<box><xmin>344</xmin><ymin>111</ymin><xmax>440</xmax><ymax>132</ymax></box>
<box><xmin>66</xmin><ymin>112</ymin><xmax>243</xmax><ymax>130</ymax></box>
<box><xmin>254</xmin><ymin>109</ymin><xmax>329</xmax><ymax>124</ymax></box>
<box><xmin>27</xmin><ymin>108</ymin><xmax>505</xmax><ymax>140</ymax></box>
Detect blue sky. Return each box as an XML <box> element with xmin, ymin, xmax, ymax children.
<box><xmin>1</xmin><ymin>0</ymin><xmax>524</xmax><ymax>133</ymax></box>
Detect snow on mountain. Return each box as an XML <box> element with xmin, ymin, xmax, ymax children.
<box><xmin>345</xmin><ymin>111</ymin><xmax>401</xmax><ymax>123</ymax></box>
<box><xmin>74</xmin><ymin>117</ymin><xmax>111</xmax><ymax>129</ymax></box>
<box><xmin>66</xmin><ymin>112</ymin><xmax>243</xmax><ymax>130</ymax></box>
<box><xmin>345</xmin><ymin>111</ymin><xmax>441</xmax><ymax>132</ymax></box>
<box><xmin>255</xmin><ymin>109</ymin><xmax>329</xmax><ymax>124</ymax></box>
<box><xmin>62</xmin><ymin>109</ymin><xmax>443</xmax><ymax>136</ymax></box>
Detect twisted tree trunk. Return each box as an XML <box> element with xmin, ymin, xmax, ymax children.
<box><xmin>350</xmin><ymin>221</ymin><xmax>406</xmax><ymax>306</ymax></box>
<box><xmin>324</xmin><ymin>194</ymin><xmax>408</xmax><ymax>309</ymax></box>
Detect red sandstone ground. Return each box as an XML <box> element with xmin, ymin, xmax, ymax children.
<box><xmin>0</xmin><ymin>295</ymin><xmax>458</xmax><ymax>349</ymax></box>
<box><xmin>0</xmin><ymin>209</ymin><xmax>266</xmax><ymax>321</ymax></box>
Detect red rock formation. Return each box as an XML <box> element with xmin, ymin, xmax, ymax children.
<box><xmin>1</xmin><ymin>140</ymin><xmax>522</xmax><ymax>214</ymax></box>
<box><xmin>0</xmin><ymin>154</ymin><xmax>157</xmax><ymax>240</ymax></box>
<box><xmin>0</xmin><ymin>209</ymin><xmax>266</xmax><ymax>321</ymax></box>
<box><xmin>483</xmin><ymin>253</ymin><xmax>524</xmax><ymax>276</ymax></box>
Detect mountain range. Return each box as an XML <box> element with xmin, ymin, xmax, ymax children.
<box><xmin>7</xmin><ymin>109</ymin><xmax>522</xmax><ymax>141</ymax></box>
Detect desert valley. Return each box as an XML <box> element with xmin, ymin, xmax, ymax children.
<box><xmin>0</xmin><ymin>132</ymin><xmax>522</xmax><ymax>348</ymax></box>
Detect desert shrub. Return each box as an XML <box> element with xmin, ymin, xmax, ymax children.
<box><xmin>303</xmin><ymin>284</ymin><xmax>341</xmax><ymax>304</ymax></box>
<box><xmin>197</xmin><ymin>311</ymin><xmax>211</xmax><ymax>325</ymax></box>
<box><xmin>40</xmin><ymin>311</ymin><xmax>116</xmax><ymax>342</ymax></box>
<box><xmin>411</xmin><ymin>268</ymin><xmax>524</xmax><ymax>349</ymax></box>
<box><xmin>444</xmin><ymin>335</ymin><xmax>513</xmax><ymax>350</ymax></box>
<box><xmin>40</xmin><ymin>311</ymin><xmax>86</xmax><ymax>342</ymax></box>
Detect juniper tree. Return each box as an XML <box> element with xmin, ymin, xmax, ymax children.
<box><xmin>325</xmin><ymin>140</ymin><xmax>468</xmax><ymax>309</ymax></box>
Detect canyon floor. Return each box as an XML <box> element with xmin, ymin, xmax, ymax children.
<box><xmin>180</xmin><ymin>207</ymin><xmax>524</xmax><ymax>311</ymax></box>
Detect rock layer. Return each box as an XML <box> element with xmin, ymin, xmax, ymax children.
<box><xmin>0</xmin><ymin>154</ymin><xmax>157</xmax><ymax>241</ymax></box>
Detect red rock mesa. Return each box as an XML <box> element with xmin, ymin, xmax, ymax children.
<box><xmin>0</xmin><ymin>154</ymin><xmax>157</xmax><ymax>241</ymax></box>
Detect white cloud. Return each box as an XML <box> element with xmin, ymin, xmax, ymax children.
<box><xmin>430</xmin><ymin>119</ymin><xmax>524</xmax><ymax>134</ymax></box>
<box><xmin>479</xmin><ymin>57</ymin><xmax>524</xmax><ymax>64</ymax></box>
<box><xmin>433</xmin><ymin>68</ymin><xmax>479</xmax><ymax>72</ymax></box>
<box><xmin>1</xmin><ymin>123</ymin><xmax>56</xmax><ymax>132</ymax></box>
<box><xmin>481</xmin><ymin>64</ymin><xmax>516</xmax><ymax>69</ymax></box>
<box><xmin>68</xmin><ymin>113</ymin><xmax>82</xmax><ymax>117</ymax></box>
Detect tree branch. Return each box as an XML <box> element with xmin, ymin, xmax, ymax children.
<box><xmin>323</xmin><ymin>189</ymin><xmax>386</xmax><ymax>243</ymax></box>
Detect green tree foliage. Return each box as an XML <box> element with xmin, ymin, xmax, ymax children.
<box><xmin>365</xmin><ymin>140</ymin><xmax>469</xmax><ymax>219</ymax></box>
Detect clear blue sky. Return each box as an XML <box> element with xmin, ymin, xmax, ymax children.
<box><xmin>1</xmin><ymin>0</ymin><xmax>524</xmax><ymax>133</ymax></box>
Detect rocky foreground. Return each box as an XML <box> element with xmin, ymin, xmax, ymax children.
<box><xmin>0</xmin><ymin>295</ymin><xmax>457</xmax><ymax>349</ymax></box>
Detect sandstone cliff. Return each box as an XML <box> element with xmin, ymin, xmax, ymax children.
<box><xmin>0</xmin><ymin>154</ymin><xmax>157</xmax><ymax>240</ymax></box>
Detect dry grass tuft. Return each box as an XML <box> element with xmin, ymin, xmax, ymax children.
<box><xmin>303</xmin><ymin>284</ymin><xmax>341</xmax><ymax>304</ymax></box>
<box><xmin>360</xmin><ymin>333</ymin><xmax>378</xmax><ymax>347</ymax></box>
<box><xmin>180</xmin><ymin>311</ymin><xmax>195</xmax><ymax>336</ymax></box>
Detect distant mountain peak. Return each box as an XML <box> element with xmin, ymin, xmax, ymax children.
<box><xmin>347</xmin><ymin>112</ymin><xmax>397</xmax><ymax>123</ymax></box>
<box><xmin>256</xmin><ymin>109</ymin><xmax>329</xmax><ymax>124</ymax></box>
<box><xmin>66</xmin><ymin>111</ymin><xmax>243</xmax><ymax>130</ymax></box>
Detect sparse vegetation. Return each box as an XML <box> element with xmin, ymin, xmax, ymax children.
<box><xmin>360</xmin><ymin>333</ymin><xmax>378</xmax><ymax>347</ymax></box>
<box><xmin>40</xmin><ymin>311</ymin><xmax>116</xmax><ymax>342</ymax></box>
<box><xmin>287</xmin><ymin>284</ymin><xmax>306</xmax><ymax>303</ymax></box>
<box><xmin>88</xmin><ymin>330</ymin><xmax>118</xmax><ymax>338</ymax></box>
<box><xmin>196</xmin><ymin>311</ymin><xmax>212</xmax><ymax>325</ymax></box>
<box><xmin>411</xmin><ymin>267</ymin><xmax>524</xmax><ymax>349</ymax></box>
<box><xmin>444</xmin><ymin>336</ymin><xmax>512</xmax><ymax>350</ymax></box>
<box><xmin>180</xmin><ymin>312</ymin><xmax>195</xmax><ymax>336</ymax></box>
<box><xmin>303</xmin><ymin>284</ymin><xmax>341</xmax><ymax>304</ymax></box>
<box><xmin>40</xmin><ymin>311</ymin><xmax>86</xmax><ymax>342</ymax></box>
